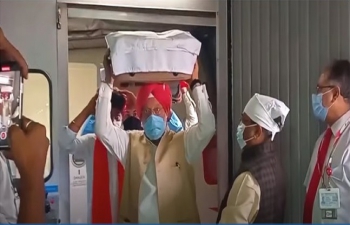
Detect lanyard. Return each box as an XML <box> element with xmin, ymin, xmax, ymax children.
<box><xmin>318</xmin><ymin>120</ymin><xmax>350</xmax><ymax>188</ymax></box>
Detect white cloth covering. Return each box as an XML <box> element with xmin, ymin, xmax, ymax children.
<box><xmin>244</xmin><ymin>93</ymin><xmax>290</xmax><ymax>140</ymax></box>
<box><xmin>105</xmin><ymin>30</ymin><xmax>201</xmax><ymax>76</ymax></box>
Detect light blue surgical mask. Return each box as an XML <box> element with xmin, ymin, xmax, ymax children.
<box><xmin>81</xmin><ymin>115</ymin><xmax>95</xmax><ymax>135</ymax></box>
<box><xmin>168</xmin><ymin>110</ymin><xmax>183</xmax><ymax>133</ymax></box>
<box><xmin>311</xmin><ymin>89</ymin><xmax>334</xmax><ymax>121</ymax></box>
<box><xmin>236</xmin><ymin>122</ymin><xmax>257</xmax><ymax>149</ymax></box>
<box><xmin>143</xmin><ymin>115</ymin><xmax>166</xmax><ymax>140</ymax></box>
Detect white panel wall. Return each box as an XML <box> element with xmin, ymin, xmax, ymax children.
<box><xmin>68</xmin><ymin>63</ymin><xmax>98</xmax><ymax>120</ymax></box>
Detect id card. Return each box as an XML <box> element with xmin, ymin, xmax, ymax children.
<box><xmin>319</xmin><ymin>188</ymin><xmax>340</xmax><ymax>209</ymax></box>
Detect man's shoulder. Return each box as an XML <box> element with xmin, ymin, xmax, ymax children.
<box><xmin>128</xmin><ymin>130</ymin><xmax>144</xmax><ymax>138</ymax></box>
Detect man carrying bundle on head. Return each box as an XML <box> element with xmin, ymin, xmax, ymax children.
<box><xmin>93</xmin><ymin>46</ymin><xmax>215</xmax><ymax>223</ymax></box>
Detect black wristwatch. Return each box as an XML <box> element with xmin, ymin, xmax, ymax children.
<box><xmin>190</xmin><ymin>79</ymin><xmax>201</xmax><ymax>90</ymax></box>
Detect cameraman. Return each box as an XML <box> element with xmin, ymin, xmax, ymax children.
<box><xmin>1</xmin><ymin>27</ymin><xmax>47</xmax><ymax>223</ymax></box>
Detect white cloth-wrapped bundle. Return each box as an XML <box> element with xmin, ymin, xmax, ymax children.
<box><xmin>105</xmin><ymin>30</ymin><xmax>201</xmax><ymax>76</ymax></box>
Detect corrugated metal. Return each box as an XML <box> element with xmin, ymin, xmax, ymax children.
<box><xmin>231</xmin><ymin>0</ymin><xmax>350</xmax><ymax>222</ymax></box>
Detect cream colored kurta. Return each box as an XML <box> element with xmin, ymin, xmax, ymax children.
<box><xmin>219</xmin><ymin>172</ymin><xmax>260</xmax><ymax>224</ymax></box>
<box><xmin>95</xmin><ymin>82</ymin><xmax>215</xmax><ymax>223</ymax></box>
<box><xmin>304</xmin><ymin>110</ymin><xmax>350</xmax><ymax>223</ymax></box>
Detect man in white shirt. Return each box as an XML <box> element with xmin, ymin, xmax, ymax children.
<box><xmin>59</xmin><ymin>84</ymin><xmax>198</xmax><ymax>223</ymax></box>
<box><xmin>58</xmin><ymin>91</ymin><xmax>128</xmax><ymax>223</ymax></box>
<box><xmin>304</xmin><ymin>59</ymin><xmax>350</xmax><ymax>223</ymax></box>
<box><xmin>94</xmin><ymin>52</ymin><xmax>215</xmax><ymax>223</ymax></box>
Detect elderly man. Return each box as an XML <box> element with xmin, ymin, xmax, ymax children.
<box><xmin>217</xmin><ymin>93</ymin><xmax>289</xmax><ymax>224</ymax></box>
<box><xmin>94</xmin><ymin>50</ymin><xmax>215</xmax><ymax>223</ymax></box>
<box><xmin>59</xmin><ymin>85</ymin><xmax>197</xmax><ymax>223</ymax></box>
<box><xmin>304</xmin><ymin>60</ymin><xmax>350</xmax><ymax>223</ymax></box>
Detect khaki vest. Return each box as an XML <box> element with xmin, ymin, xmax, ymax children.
<box><xmin>118</xmin><ymin>130</ymin><xmax>200</xmax><ymax>223</ymax></box>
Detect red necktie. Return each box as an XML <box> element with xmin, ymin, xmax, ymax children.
<box><xmin>303</xmin><ymin>128</ymin><xmax>333</xmax><ymax>223</ymax></box>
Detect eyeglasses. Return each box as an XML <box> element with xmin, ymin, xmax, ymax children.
<box><xmin>142</xmin><ymin>107</ymin><xmax>164</xmax><ymax>117</ymax></box>
<box><xmin>316</xmin><ymin>85</ymin><xmax>335</xmax><ymax>93</ymax></box>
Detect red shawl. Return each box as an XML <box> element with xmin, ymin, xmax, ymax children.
<box><xmin>91</xmin><ymin>138</ymin><xmax>124</xmax><ymax>223</ymax></box>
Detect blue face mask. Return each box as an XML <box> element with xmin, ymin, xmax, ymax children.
<box><xmin>143</xmin><ymin>115</ymin><xmax>166</xmax><ymax>140</ymax></box>
<box><xmin>236</xmin><ymin>122</ymin><xmax>257</xmax><ymax>149</ymax></box>
<box><xmin>312</xmin><ymin>89</ymin><xmax>334</xmax><ymax>121</ymax></box>
<box><xmin>81</xmin><ymin>115</ymin><xmax>95</xmax><ymax>135</ymax></box>
<box><xmin>168</xmin><ymin>110</ymin><xmax>183</xmax><ymax>133</ymax></box>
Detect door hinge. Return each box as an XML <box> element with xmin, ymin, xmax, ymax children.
<box><xmin>56</xmin><ymin>6</ymin><xmax>61</xmax><ymax>30</ymax></box>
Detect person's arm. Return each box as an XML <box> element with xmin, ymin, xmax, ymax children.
<box><xmin>182</xmin><ymin>89</ymin><xmax>198</xmax><ymax>130</ymax></box>
<box><xmin>58</xmin><ymin>127</ymin><xmax>96</xmax><ymax>159</ymax></box>
<box><xmin>7</xmin><ymin>117</ymin><xmax>50</xmax><ymax>224</ymax></box>
<box><xmin>0</xmin><ymin>27</ymin><xmax>28</xmax><ymax>79</ymax></box>
<box><xmin>95</xmin><ymin>73</ymin><xmax>129</xmax><ymax>165</ymax></box>
<box><xmin>16</xmin><ymin>174</ymin><xmax>45</xmax><ymax>223</ymax></box>
<box><xmin>219</xmin><ymin>172</ymin><xmax>260</xmax><ymax>224</ymax></box>
<box><xmin>184</xmin><ymin>81</ymin><xmax>216</xmax><ymax>164</ymax></box>
<box><xmin>58</xmin><ymin>100</ymin><xmax>96</xmax><ymax>159</ymax></box>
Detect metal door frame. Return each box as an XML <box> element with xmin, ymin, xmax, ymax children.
<box><xmin>57</xmin><ymin>0</ymin><xmax>231</xmax><ymax>220</ymax></box>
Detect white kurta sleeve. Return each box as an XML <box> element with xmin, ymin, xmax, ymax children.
<box><xmin>219</xmin><ymin>172</ymin><xmax>260</xmax><ymax>224</ymax></box>
<box><xmin>58</xmin><ymin>126</ymin><xmax>96</xmax><ymax>159</ymax></box>
<box><xmin>95</xmin><ymin>82</ymin><xmax>130</xmax><ymax>166</ymax></box>
<box><xmin>184</xmin><ymin>84</ymin><xmax>216</xmax><ymax>164</ymax></box>
<box><xmin>183</xmin><ymin>91</ymin><xmax>198</xmax><ymax>130</ymax></box>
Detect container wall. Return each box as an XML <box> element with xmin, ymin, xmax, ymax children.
<box><xmin>231</xmin><ymin>0</ymin><xmax>350</xmax><ymax>222</ymax></box>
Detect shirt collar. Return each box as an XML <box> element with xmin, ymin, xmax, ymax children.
<box><xmin>330</xmin><ymin>110</ymin><xmax>350</xmax><ymax>135</ymax></box>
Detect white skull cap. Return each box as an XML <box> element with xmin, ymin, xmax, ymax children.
<box><xmin>243</xmin><ymin>93</ymin><xmax>290</xmax><ymax>141</ymax></box>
